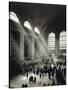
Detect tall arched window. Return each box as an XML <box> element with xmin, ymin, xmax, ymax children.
<box><xmin>48</xmin><ymin>32</ymin><xmax>55</xmax><ymax>50</ymax></box>
<box><xmin>59</xmin><ymin>31</ymin><xmax>66</xmax><ymax>50</ymax></box>
<box><xmin>24</xmin><ymin>20</ymin><xmax>32</xmax><ymax>30</ymax></box>
<box><xmin>9</xmin><ymin>11</ymin><xmax>20</xmax><ymax>24</ymax></box>
<box><xmin>34</xmin><ymin>27</ymin><xmax>40</xmax><ymax>34</ymax></box>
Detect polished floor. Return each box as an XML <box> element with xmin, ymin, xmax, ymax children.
<box><xmin>10</xmin><ymin>72</ymin><xmax>57</xmax><ymax>88</ymax></box>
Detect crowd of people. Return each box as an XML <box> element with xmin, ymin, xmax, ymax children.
<box><xmin>21</xmin><ymin>61</ymin><xmax>66</xmax><ymax>87</ymax></box>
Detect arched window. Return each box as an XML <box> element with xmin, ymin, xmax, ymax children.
<box><xmin>24</xmin><ymin>20</ymin><xmax>32</xmax><ymax>30</ymax></box>
<box><xmin>59</xmin><ymin>31</ymin><xmax>66</xmax><ymax>50</ymax></box>
<box><xmin>34</xmin><ymin>27</ymin><xmax>40</xmax><ymax>34</ymax></box>
<box><xmin>9</xmin><ymin>11</ymin><xmax>20</xmax><ymax>24</ymax></box>
<box><xmin>48</xmin><ymin>32</ymin><xmax>55</xmax><ymax>50</ymax></box>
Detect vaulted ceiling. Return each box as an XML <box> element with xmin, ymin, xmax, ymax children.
<box><xmin>9</xmin><ymin>2</ymin><xmax>66</xmax><ymax>34</ymax></box>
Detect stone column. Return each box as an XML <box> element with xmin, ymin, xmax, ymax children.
<box><xmin>20</xmin><ymin>32</ymin><xmax>24</xmax><ymax>61</ymax></box>
<box><xmin>28</xmin><ymin>35</ymin><xmax>34</xmax><ymax>60</ymax></box>
<box><xmin>34</xmin><ymin>38</ymin><xmax>41</xmax><ymax>59</ymax></box>
<box><xmin>23</xmin><ymin>34</ymin><xmax>35</xmax><ymax>61</ymax></box>
<box><xmin>55</xmin><ymin>32</ymin><xmax>60</xmax><ymax>58</ymax></box>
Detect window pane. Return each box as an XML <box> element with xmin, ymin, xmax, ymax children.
<box><xmin>59</xmin><ymin>31</ymin><xmax>66</xmax><ymax>50</ymax></box>
<box><xmin>48</xmin><ymin>32</ymin><xmax>55</xmax><ymax>50</ymax></box>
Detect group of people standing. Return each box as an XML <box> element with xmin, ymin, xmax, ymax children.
<box><xmin>47</xmin><ymin>63</ymin><xmax>66</xmax><ymax>85</ymax></box>
<box><xmin>21</xmin><ymin>62</ymin><xmax>66</xmax><ymax>87</ymax></box>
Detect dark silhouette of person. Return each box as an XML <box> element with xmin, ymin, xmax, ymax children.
<box><xmin>29</xmin><ymin>76</ymin><xmax>33</xmax><ymax>83</ymax></box>
<box><xmin>22</xmin><ymin>84</ymin><xmax>25</xmax><ymax>88</ymax></box>
<box><xmin>26</xmin><ymin>73</ymin><xmax>28</xmax><ymax>78</ymax></box>
<box><xmin>52</xmin><ymin>65</ymin><xmax>56</xmax><ymax>77</ymax></box>
<box><xmin>52</xmin><ymin>78</ymin><xmax>55</xmax><ymax>85</ymax></box>
<box><xmin>40</xmin><ymin>73</ymin><xmax>42</xmax><ymax>78</ymax></box>
<box><xmin>34</xmin><ymin>76</ymin><xmax>36</xmax><ymax>83</ymax></box>
<box><xmin>22</xmin><ymin>84</ymin><xmax>28</xmax><ymax>88</ymax></box>
<box><xmin>43</xmin><ymin>83</ymin><xmax>46</xmax><ymax>86</ymax></box>
<box><xmin>56</xmin><ymin>65</ymin><xmax>65</xmax><ymax>85</ymax></box>
<box><xmin>24</xmin><ymin>84</ymin><xmax>28</xmax><ymax>87</ymax></box>
<box><xmin>48</xmin><ymin>65</ymin><xmax>52</xmax><ymax>79</ymax></box>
